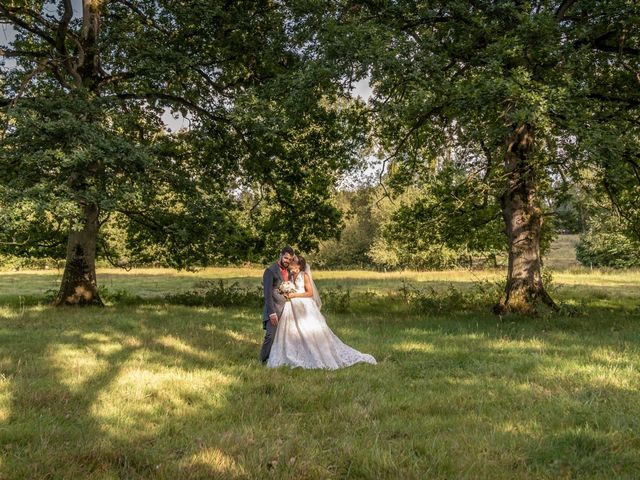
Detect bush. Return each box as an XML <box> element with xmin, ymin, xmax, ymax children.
<box><xmin>577</xmin><ymin>231</ymin><xmax>640</xmax><ymax>269</ymax></box>
<box><xmin>99</xmin><ymin>286</ymin><xmax>142</xmax><ymax>304</ymax></box>
<box><xmin>399</xmin><ymin>278</ymin><xmax>506</xmax><ymax>313</ymax></box>
<box><xmin>164</xmin><ymin>280</ymin><xmax>263</xmax><ymax>307</ymax></box>
<box><xmin>321</xmin><ymin>286</ymin><xmax>352</xmax><ymax>312</ymax></box>
<box><xmin>0</xmin><ymin>255</ymin><xmax>63</xmax><ymax>270</ymax></box>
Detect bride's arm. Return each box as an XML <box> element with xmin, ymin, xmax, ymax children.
<box><xmin>289</xmin><ymin>273</ymin><xmax>314</xmax><ymax>298</ymax></box>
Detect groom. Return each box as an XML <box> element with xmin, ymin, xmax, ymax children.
<box><xmin>259</xmin><ymin>246</ymin><xmax>294</xmax><ymax>363</ymax></box>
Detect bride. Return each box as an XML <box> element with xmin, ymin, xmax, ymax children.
<box><xmin>267</xmin><ymin>255</ymin><xmax>377</xmax><ymax>370</ymax></box>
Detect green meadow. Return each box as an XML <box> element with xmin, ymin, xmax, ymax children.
<box><xmin>0</xmin><ymin>266</ymin><xmax>639</xmax><ymax>479</ymax></box>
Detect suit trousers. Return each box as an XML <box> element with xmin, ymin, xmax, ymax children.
<box><xmin>260</xmin><ymin>319</ymin><xmax>277</xmax><ymax>363</ymax></box>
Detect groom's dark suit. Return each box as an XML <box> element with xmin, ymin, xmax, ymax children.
<box><xmin>260</xmin><ymin>262</ymin><xmax>289</xmax><ymax>363</ymax></box>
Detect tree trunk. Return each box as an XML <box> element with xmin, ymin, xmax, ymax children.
<box><xmin>494</xmin><ymin>124</ymin><xmax>558</xmax><ymax>315</ymax></box>
<box><xmin>54</xmin><ymin>203</ymin><xmax>103</xmax><ymax>306</ymax></box>
<box><xmin>52</xmin><ymin>1</ymin><xmax>105</xmax><ymax>307</ymax></box>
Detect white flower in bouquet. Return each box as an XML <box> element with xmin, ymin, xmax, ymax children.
<box><xmin>278</xmin><ymin>281</ymin><xmax>297</xmax><ymax>296</ymax></box>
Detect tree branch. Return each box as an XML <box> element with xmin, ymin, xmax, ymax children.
<box><xmin>116</xmin><ymin>208</ymin><xmax>166</xmax><ymax>232</ymax></box>
<box><xmin>574</xmin><ymin>30</ymin><xmax>640</xmax><ymax>56</ymax></box>
<box><xmin>586</xmin><ymin>92</ymin><xmax>640</xmax><ymax>107</ymax></box>
<box><xmin>0</xmin><ymin>5</ymin><xmax>57</xmax><ymax>46</ymax></box>
<box><xmin>111</xmin><ymin>0</ymin><xmax>240</xmax><ymax>98</ymax></box>
<box><xmin>0</xmin><ymin>236</ymin><xmax>31</xmax><ymax>246</ymax></box>
<box><xmin>113</xmin><ymin>0</ymin><xmax>170</xmax><ymax>35</ymax></box>
<box><xmin>0</xmin><ymin>48</ymin><xmax>49</xmax><ymax>58</ymax></box>
<box><xmin>56</xmin><ymin>0</ymin><xmax>74</xmax><ymax>55</ymax></box>
<box><xmin>1</xmin><ymin>5</ymin><xmax>60</xmax><ymax>30</ymax></box>
<box><xmin>95</xmin><ymin>71</ymin><xmax>136</xmax><ymax>88</ymax></box>
<box><xmin>111</xmin><ymin>92</ymin><xmax>231</xmax><ymax>124</ymax></box>
<box><xmin>555</xmin><ymin>0</ymin><xmax>578</xmax><ymax>20</ymax></box>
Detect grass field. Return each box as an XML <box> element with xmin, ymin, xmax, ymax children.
<box><xmin>0</xmin><ymin>265</ymin><xmax>639</xmax><ymax>479</ymax></box>
<box><xmin>545</xmin><ymin>234</ymin><xmax>580</xmax><ymax>268</ymax></box>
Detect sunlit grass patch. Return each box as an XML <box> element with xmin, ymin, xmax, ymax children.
<box><xmin>393</xmin><ymin>341</ymin><xmax>436</xmax><ymax>353</ymax></box>
<box><xmin>50</xmin><ymin>344</ymin><xmax>110</xmax><ymax>391</ymax></box>
<box><xmin>91</xmin><ymin>365</ymin><xmax>234</xmax><ymax>437</ymax></box>
<box><xmin>181</xmin><ymin>446</ymin><xmax>248</xmax><ymax>477</ymax></box>
<box><xmin>0</xmin><ymin>373</ymin><xmax>11</xmax><ymax>423</ymax></box>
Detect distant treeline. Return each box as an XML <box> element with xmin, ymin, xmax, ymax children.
<box><xmin>3</xmin><ymin>185</ymin><xmax>637</xmax><ymax>271</ymax></box>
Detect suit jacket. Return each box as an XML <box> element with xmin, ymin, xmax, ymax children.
<box><xmin>262</xmin><ymin>262</ymin><xmax>288</xmax><ymax>328</ymax></box>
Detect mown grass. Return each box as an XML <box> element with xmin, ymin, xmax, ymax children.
<box><xmin>543</xmin><ymin>234</ymin><xmax>580</xmax><ymax>270</ymax></box>
<box><xmin>0</xmin><ymin>267</ymin><xmax>639</xmax><ymax>479</ymax></box>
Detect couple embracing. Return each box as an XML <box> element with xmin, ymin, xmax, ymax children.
<box><xmin>260</xmin><ymin>246</ymin><xmax>377</xmax><ymax>370</ymax></box>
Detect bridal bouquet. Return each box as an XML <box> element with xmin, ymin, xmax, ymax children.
<box><xmin>278</xmin><ymin>281</ymin><xmax>297</xmax><ymax>296</ymax></box>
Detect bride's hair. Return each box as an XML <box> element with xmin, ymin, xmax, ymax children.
<box><xmin>293</xmin><ymin>255</ymin><xmax>307</xmax><ymax>271</ymax></box>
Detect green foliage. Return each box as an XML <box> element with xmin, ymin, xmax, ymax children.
<box><xmin>163</xmin><ymin>280</ymin><xmax>263</xmax><ymax>308</ymax></box>
<box><xmin>2</xmin><ymin>0</ymin><xmax>638</xmax><ymax>279</ymax></box>
<box><xmin>577</xmin><ymin>215</ymin><xmax>640</xmax><ymax>269</ymax></box>
<box><xmin>98</xmin><ymin>286</ymin><xmax>143</xmax><ymax>306</ymax></box>
<box><xmin>330</xmin><ymin>0</ymin><xmax>639</xmax><ymax>272</ymax></box>
<box><xmin>399</xmin><ymin>278</ymin><xmax>506</xmax><ymax>314</ymax></box>
<box><xmin>0</xmin><ymin>1</ymin><xmax>367</xmax><ymax>270</ymax></box>
<box><xmin>380</xmin><ymin>168</ymin><xmax>507</xmax><ymax>269</ymax></box>
<box><xmin>551</xmin><ymin>185</ymin><xmax>589</xmax><ymax>234</ymax></box>
<box><xmin>367</xmin><ymin>175</ymin><xmax>508</xmax><ymax>270</ymax></box>
<box><xmin>307</xmin><ymin>182</ymin><xmax>506</xmax><ymax>270</ymax></box>
<box><xmin>321</xmin><ymin>285</ymin><xmax>352</xmax><ymax>313</ymax></box>
<box><xmin>0</xmin><ymin>255</ymin><xmax>62</xmax><ymax>271</ymax></box>
<box><xmin>307</xmin><ymin>188</ymin><xmax>379</xmax><ymax>268</ymax></box>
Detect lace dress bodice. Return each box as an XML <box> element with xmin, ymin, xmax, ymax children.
<box><xmin>292</xmin><ymin>273</ymin><xmax>306</xmax><ymax>293</ymax></box>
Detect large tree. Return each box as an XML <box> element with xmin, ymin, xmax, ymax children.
<box><xmin>0</xmin><ymin>1</ymin><xmax>365</xmax><ymax>305</ymax></box>
<box><xmin>327</xmin><ymin>0</ymin><xmax>639</xmax><ymax>313</ymax></box>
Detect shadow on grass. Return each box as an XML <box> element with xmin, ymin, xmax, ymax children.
<box><xmin>0</xmin><ymin>300</ymin><xmax>638</xmax><ymax>478</ymax></box>
<box><xmin>0</xmin><ymin>306</ymin><xmax>261</xmax><ymax>478</ymax></box>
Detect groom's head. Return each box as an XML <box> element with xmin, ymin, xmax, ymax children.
<box><xmin>279</xmin><ymin>246</ymin><xmax>294</xmax><ymax>267</ymax></box>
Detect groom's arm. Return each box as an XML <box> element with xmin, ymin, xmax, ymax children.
<box><xmin>263</xmin><ymin>268</ymin><xmax>278</xmax><ymax>322</ymax></box>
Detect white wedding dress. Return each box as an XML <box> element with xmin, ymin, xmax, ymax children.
<box><xmin>267</xmin><ymin>271</ymin><xmax>376</xmax><ymax>370</ymax></box>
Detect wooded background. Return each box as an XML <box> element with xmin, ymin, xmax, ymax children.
<box><xmin>1</xmin><ymin>0</ymin><xmax>638</xmax><ymax>312</ymax></box>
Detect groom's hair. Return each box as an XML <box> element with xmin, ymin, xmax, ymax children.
<box><xmin>280</xmin><ymin>246</ymin><xmax>294</xmax><ymax>256</ymax></box>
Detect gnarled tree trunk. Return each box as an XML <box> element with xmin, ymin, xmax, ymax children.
<box><xmin>52</xmin><ymin>0</ymin><xmax>105</xmax><ymax>307</ymax></box>
<box><xmin>494</xmin><ymin>124</ymin><xmax>557</xmax><ymax>314</ymax></box>
<box><xmin>54</xmin><ymin>203</ymin><xmax>103</xmax><ymax>306</ymax></box>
